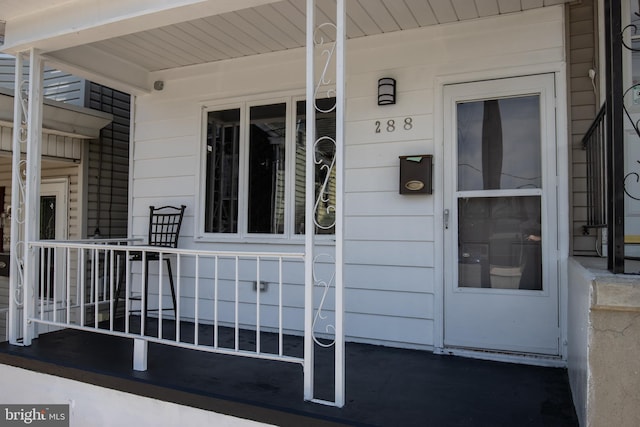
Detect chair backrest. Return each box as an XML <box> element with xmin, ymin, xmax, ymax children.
<box><xmin>148</xmin><ymin>205</ymin><xmax>186</xmax><ymax>248</ymax></box>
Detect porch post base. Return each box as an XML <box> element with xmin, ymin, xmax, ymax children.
<box><xmin>133</xmin><ymin>338</ymin><xmax>148</xmax><ymax>371</ymax></box>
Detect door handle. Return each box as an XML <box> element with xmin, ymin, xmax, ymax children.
<box><xmin>444</xmin><ymin>209</ymin><xmax>450</xmax><ymax>229</ymax></box>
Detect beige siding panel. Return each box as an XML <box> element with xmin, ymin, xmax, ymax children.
<box><xmin>572</xmin><ymin>105</ymin><xmax>596</xmax><ymax>120</ymax></box>
<box><xmin>571</xmin><ymin>47</ymin><xmax>594</xmax><ymax>63</ymax></box>
<box><xmin>572</xmin><ymin>90</ymin><xmax>597</xmax><ymax>106</ymax></box>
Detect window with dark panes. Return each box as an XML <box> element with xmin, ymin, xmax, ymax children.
<box><xmin>204</xmin><ymin>108</ymin><xmax>240</xmax><ymax>233</ymax></box>
<box><xmin>202</xmin><ymin>97</ymin><xmax>335</xmax><ymax>238</ymax></box>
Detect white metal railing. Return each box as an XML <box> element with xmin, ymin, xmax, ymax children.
<box><xmin>27</xmin><ymin>240</ymin><xmax>306</xmax><ymax>365</ymax></box>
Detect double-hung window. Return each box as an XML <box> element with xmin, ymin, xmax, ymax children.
<box><xmin>201</xmin><ymin>97</ymin><xmax>335</xmax><ymax>239</ymax></box>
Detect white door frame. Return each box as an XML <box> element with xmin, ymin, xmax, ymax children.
<box><xmin>432</xmin><ymin>65</ymin><xmax>570</xmax><ymax>364</ymax></box>
<box><xmin>40</xmin><ymin>178</ymin><xmax>69</xmax><ymax>303</ymax></box>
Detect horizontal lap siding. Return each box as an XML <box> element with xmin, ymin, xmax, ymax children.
<box><xmin>568</xmin><ymin>0</ymin><xmax>598</xmax><ymax>255</ymax></box>
<box><xmin>132</xmin><ymin>7</ymin><xmax>565</xmax><ymax>349</ymax></box>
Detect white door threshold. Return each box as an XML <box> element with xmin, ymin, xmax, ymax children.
<box><xmin>437</xmin><ymin>346</ymin><xmax>566</xmax><ymax>368</ymax></box>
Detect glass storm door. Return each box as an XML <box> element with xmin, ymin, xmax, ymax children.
<box><xmin>39</xmin><ymin>180</ymin><xmax>68</xmax><ymax>301</ymax></box>
<box><xmin>443</xmin><ymin>75</ymin><xmax>560</xmax><ymax>356</ymax></box>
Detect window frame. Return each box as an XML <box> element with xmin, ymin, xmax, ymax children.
<box><xmin>197</xmin><ymin>94</ymin><xmax>335</xmax><ymax>243</ymax></box>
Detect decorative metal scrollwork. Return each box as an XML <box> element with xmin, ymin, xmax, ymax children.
<box><xmin>309</xmin><ymin>18</ymin><xmax>338</xmax><ymax>348</ymax></box>
<box><xmin>622</xmin><ymin>24</ymin><xmax>640</xmax><ymax>139</ymax></box>
<box><xmin>621</xmin><ymin>22</ymin><xmax>640</xmax><ymax>203</ymax></box>
<box><xmin>311</xmin><ymin>254</ymin><xmax>336</xmax><ymax>347</ymax></box>
<box><xmin>313</xmin><ymin>136</ymin><xmax>336</xmax><ymax>230</ymax></box>
<box><xmin>11</xmin><ymin>72</ymin><xmax>29</xmax><ymax>308</ymax></box>
<box><xmin>313</xmin><ymin>23</ymin><xmax>337</xmax><ymax>105</ymax></box>
<box><xmin>625</xmin><ymin>161</ymin><xmax>640</xmax><ymax>200</ymax></box>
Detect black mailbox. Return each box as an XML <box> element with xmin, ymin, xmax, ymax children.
<box><xmin>399</xmin><ymin>154</ymin><xmax>432</xmax><ymax>195</ymax></box>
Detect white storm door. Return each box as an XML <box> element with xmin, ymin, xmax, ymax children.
<box><xmin>443</xmin><ymin>74</ymin><xmax>560</xmax><ymax>356</ymax></box>
<box><xmin>40</xmin><ymin>179</ymin><xmax>68</xmax><ymax>302</ymax></box>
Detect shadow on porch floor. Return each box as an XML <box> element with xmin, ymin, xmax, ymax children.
<box><xmin>0</xmin><ymin>319</ymin><xmax>577</xmax><ymax>427</ymax></box>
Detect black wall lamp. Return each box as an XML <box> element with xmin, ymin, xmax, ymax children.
<box><xmin>378</xmin><ymin>77</ymin><xmax>396</xmax><ymax>105</ymax></box>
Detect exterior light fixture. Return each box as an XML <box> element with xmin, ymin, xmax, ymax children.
<box><xmin>378</xmin><ymin>77</ymin><xmax>396</xmax><ymax>105</ymax></box>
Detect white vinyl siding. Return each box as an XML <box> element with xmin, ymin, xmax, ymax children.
<box><xmin>0</xmin><ymin>126</ymin><xmax>82</xmax><ymax>160</ymax></box>
<box><xmin>131</xmin><ymin>6</ymin><xmax>565</xmax><ymax>349</ymax></box>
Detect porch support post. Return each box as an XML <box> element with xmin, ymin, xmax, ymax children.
<box><xmin>304</xmin><ymin>0</ymin><xmax>345</xmax><ymax>407</ymax></box>
<box><xmin>604</xmin><ymin>0</ymin><xmax>624</xmax><ymax>272</ymax></box>
<box><xmin>22</xmin><ymin>48</ymin><xmax>44</xmax><ymax>345</ymax></box>
<box><xmin>8</xmin><ymin>52</ymin><xmax>25</xmax><ymax>345</ymax></box>
<box><xmin>133</xmin><ymin>338</ymin><xmax>148</xmax><ymax>371</ymax></box>
<box><xmin>303</xmin><ymin>0</ymin><xmax>316</xmax><ymax>403</ymax></box>
<box><xmin>334</xmin><ymin>0</ymin><xmax>346</xmax><ymax>408</ymax></box>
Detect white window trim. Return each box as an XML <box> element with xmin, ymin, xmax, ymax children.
<box><xmin>195</xmin><ymin>94</ymin><xmax>335</xmax><ymax>244</ymax></box>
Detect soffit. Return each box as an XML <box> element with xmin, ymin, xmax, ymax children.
<box><xmin>1</xmin><ymin>0</ymin><xmax>572</xmax><ymax>93</ymax></box>
<box><xmin>84</xmin><ymin>0</ymin><xmax>572</xmax><ymax>73</ymax></box>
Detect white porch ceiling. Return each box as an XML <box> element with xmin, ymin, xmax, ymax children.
<box><xmin>1</xmin><ymin>0</ymin><xmax>572</xmax><ymax>94</ymax></box>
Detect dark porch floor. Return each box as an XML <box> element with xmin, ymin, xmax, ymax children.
<box><xmin>0</xmin><ymin>321</ymin><xmax>577</xmax><ymax>427</ymax></box>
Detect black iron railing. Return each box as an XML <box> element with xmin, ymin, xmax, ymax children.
<box><xmin>582</xmin><ymin>104</ymin><xmax>608</xmax><ymax>235</ymax></box>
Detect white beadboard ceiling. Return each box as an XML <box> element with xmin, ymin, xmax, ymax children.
<box><xmin>1</xmin><ymin>0</ymin><xmax>572</xmax><ymax>92</ymax></box>
<box><xmin>87</xmin><ymin>0</ymin><xmax>571</xmax><ymax>73</ymax></box>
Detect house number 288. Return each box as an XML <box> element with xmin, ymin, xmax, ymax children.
<box><xmin>375</xmin><ymin>118</ymin><xmax>413</xmax><ymax>133</ymax></box>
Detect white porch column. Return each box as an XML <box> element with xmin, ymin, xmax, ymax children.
<box><xmin>334</xmin><ymin>0</ymin><xmax>346</xmax><ymax>408</ymax></box>
<box><xmin>8</xmin><ymin>52</ymin><xmax>25</xmax><ymax>345</ymax></box>
<box><xmin>304</xmin><ymin>0</ymin><xmax>345</xmax><ymax>408</ymax></box>
<box><xmin>303</xmin><ymin>0</ymin><xmax>316</xmax><ymax>403</ymax></box>
<box><xmin>21</xmin><ymin>49</ymin><xmax>44</xmax><ymax>346</ymax></box>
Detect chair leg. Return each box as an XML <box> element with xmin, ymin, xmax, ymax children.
<box><xmin>165</xmin><ymin>258</ymin><xmax>178</xmax><ymax>316</ymax></box>
<box><xmin>114</xmin><ymin>253</ymin><xmax>126</xmax><ymax>317</ymax></box>
<box><xmin>143</xmin><ymin>257</ymin><xmax>150</xmax><ymax>320</ymax></box>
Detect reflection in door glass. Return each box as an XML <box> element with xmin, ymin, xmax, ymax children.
<box><xmin>40</xmin><ymin>195</ymin><xmax>57</xmax><ymax>299</ymax></box>
<box><xmin>457</xmin><ymin>96</ymin><xmax>541</xmax><ymax>191</ymax></box>
<box><xmin>458</xmin><ymin>196</ymin><xmax>542</xmax><ymax>290</ymax></box>
<box><xmin>40</xmin><ymin>196</ymin><xmax>56</xmax><ymax>240</ymax></box>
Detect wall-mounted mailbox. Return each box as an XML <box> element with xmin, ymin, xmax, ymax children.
<box><xmin>399</xmin><ymin>154</ymin><xmax>432</xmax><ymax>195</ymax></box>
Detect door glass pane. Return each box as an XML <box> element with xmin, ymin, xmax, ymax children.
<box><xmin>40</xmin><ymin>196</ymin><xmax>56</xmax><ymax>240</ymax></box>
<box><xmin>40</xmin><ymin>195</ymin><xmax>56</xmax><ymax>299</ymax></box>
<box><xmin>205</xmin><ymin>108</ymin><xmax>240</xmax><ymax>233</ymax></box>
<box><xmin>458</xmin><ymin>196</ymin><xmax>542</xmax><ymax>290</ymax></box>
<box><xmin>457</xmin><ymin>96</ymin><xmax>541</xmax><ymax>191</ymax></box>
<box><xmin>248</xmin><ymin>103</ymin><xmax>286</xmax><ymax>234</ymax></box>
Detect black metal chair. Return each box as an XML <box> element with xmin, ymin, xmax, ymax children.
<box><xmin>115</xmin><ymin>205</ymin><xmax>186</xmax><ymax>318</ymax></box>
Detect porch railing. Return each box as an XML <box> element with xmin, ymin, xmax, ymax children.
<box><xmin>27</xmin><ymin>240</ymin><xmax>306</xmax><ymax>365</ymax></box>
<box><xmin>582</xmin><ymin>104</ymin><xmax>607</xmax><ymax>234</ymax></box>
